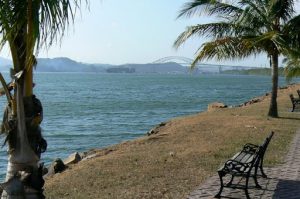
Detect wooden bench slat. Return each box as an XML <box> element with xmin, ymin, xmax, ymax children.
<box><xmin>230</xmin><ymin>151</ymin><xmax>255</xmax><ymax>164</ymax></box>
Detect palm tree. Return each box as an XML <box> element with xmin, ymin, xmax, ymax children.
<box><xmin>175</xmin><ymin>0</ymin><xmax>300</xmax><ymax>117</ymax></box>
<box><xmin>0</xmin><ymin>1</ymin><xmax>87</xmax><ymax>198</ymax></box>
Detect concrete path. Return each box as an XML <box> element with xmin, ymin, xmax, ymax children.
<box><xmin>187</xmin><ymin>130</ymin><xmax>300</xmax><ymax>199</ymax></box>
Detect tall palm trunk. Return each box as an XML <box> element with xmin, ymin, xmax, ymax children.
<box><xmin>1</xmin><ymin>33</ymin><xmax>45</xmax><ymax>199</ymax></box>
<box><xmin>268</xmin><ymin>53</ymin><xmax>279</xmax><ymax>117</ymax></box>
<box><xmin>2</xmin><ymin>79</ymin><xmax>40</xmax><ymax>199</ymax></box>
<box><xmin>0</xmin><ymin>0</ymin><xmax>80</xmax><ymax>197</ymax></box>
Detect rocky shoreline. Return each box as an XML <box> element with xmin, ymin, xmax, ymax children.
<box><xmin>43</xmin><ymin>82</ymin><xmax>300</xmax><ymax>198</ymax></box>
<box><xmin>44</xmin><ymin>84</ymin><xmax>295</xmax><ymax>179</ymax></box>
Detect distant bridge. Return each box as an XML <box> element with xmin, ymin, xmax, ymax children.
<box><xmin>152</xmin><ymin>56</ymin><xmax>256</xmax><ymax>73</ymax></box>
<box><xmin>153</xmin><ymin>56</ymin><xmax>194</xmax><ymax>67</ymax></box>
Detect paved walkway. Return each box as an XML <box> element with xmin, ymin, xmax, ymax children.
<box><xmin>188</xmin><ymin>130</ymin><xmax>300</xmax><ymax>199</ymax></box>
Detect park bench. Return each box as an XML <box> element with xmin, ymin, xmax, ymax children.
<box><xmin>289</xmin><ymin>94</ymin><xmax>300</xmax><ymax>112</ymax></box>
<box><xmin>215</xmin><ymin>132</ymin><xmax>274</xmax><ymax>199</ymax></box>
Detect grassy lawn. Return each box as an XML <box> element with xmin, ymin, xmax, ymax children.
<box><xmin>44</xmin><ymin>83</ymin><xmax>300</xmax><ymax>199</ymax></box>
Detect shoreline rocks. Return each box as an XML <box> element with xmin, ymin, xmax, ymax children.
<box><xmin>44</xmin><ymin>158</ymin><xmax>67</xmax><ymax>177</ymax></box>
<box><xmin>207</xmin><ymin>102</ymin><xmax>227</xmax><ymax>112</ymax></box>
<box><xmin>147</xmin><ymin>122</ymin><xmax>167</xmax><ymax>136</ymax></box>
<box><xmin>63</xmin><ymin>152</ymin><xmax>82</xmax><ymax>165</ymax></box>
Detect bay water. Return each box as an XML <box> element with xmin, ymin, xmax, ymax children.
<box><xmin>0</xmin><ymin>73</ymin><xmax>293</xmax><ymax>179</ymax></box>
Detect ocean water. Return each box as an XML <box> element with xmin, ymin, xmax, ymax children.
<box><xmin>0</xmin><ymin>73</ymin><xmax>293</xmax><ymax>179</ymax></box>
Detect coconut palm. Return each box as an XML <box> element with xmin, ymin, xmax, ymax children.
<box><xmin>0</xmin><ymin>1</ymin><xmax>87</xmax><ymax>198</ymax></box>
<box><xmin>175</xmin><ymin>0</ymin><xmax>300</xmax><ymax>117</ymax></box>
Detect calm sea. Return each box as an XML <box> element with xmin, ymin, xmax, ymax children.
<box><xmin>0</xmin><ymin>73</ymin><xmax>294</xmax><ymax>179</ymax></box>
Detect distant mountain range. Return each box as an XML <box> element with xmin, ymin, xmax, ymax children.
<box><xmin>35</xmin><ymin>57</ymin><xmax>111</xmax><ymax>73</ymax></box>
<box><xmin>221</xmin><ymin>67</ymin><xmax>285</xmax><ymax>76</ymax></box>
<box><xmin>0</xmin><ymin>57</ymin><xmax>192</xmax><ymax>74</ymax></box>
<box><xmin>0</xmin><ymin>56</ymin><xmax>259</xmax><ymax>74</ymax></box>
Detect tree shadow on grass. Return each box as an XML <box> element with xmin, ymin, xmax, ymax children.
<box><xmin>277</xmin><ymin>116</ymin><xmax>300</xmax><ymax>121</ymax></box>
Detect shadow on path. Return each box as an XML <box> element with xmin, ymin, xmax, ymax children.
<box><xmin>272</xmin><ymin>180</ymin><xmax>300</xmax><ymax>199</ymax></box>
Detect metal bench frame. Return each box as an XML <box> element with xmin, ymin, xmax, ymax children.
<box><xmin>215</xmin><ymin>132</ymin><xmax>274</xmax><ymax>199</ymax></box>
<box><xmin>290</xmin><ymin>94</ymin><xmax>300</xmax><ymax>112</ymax></box>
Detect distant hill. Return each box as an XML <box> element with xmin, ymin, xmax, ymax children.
<box><xmin>116</xmin><ymin>62</ymin><xmax>188</xmax><ymax>74</ymax></box>
<box><xmin>35</xmin><ymin>58</ymin><xmax>191</xmax><ymax>74</ymax></box>
<box><xmin>36</xmin><ymin>57</ymin><xmax>109</xmax><ymax>72</ymax></box>
<box><xmin>2</xmin><ymin>56</ymin><xmax>288</xmax><ymax>75</ymax></box>
<box><xmin>0</xmin><ymin>57</ymin><xmax>192</xmax><ymax>74</ymax></box>
<box><xmin>221</xmin><ymin>67</ymin><xmax>285</xmax><ymax>76</ymax></box>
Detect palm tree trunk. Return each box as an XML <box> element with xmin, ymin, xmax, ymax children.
<box><xmin>268</xmin><ymin>53</ymin><xmax>279</xmax><ymax>117</ymax></box>
<box><xmin>1</xmin><ymin>79</ymin><xmax>41</xmax><ymax>199</ymax></box>
<box><xmin>2</xmin><ymin>37</ymin><xmax>44</xmax><ymax>199</ymax></box>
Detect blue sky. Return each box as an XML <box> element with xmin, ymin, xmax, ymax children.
<box><xmin>1</xmin><ymin>0</ymin><xmax>294</xmax><ymax>67</ymax></box>
<box><xmin>41</xmin><ymin>0</ymin><xmax>210</xmax><ymax>65</ymax></box>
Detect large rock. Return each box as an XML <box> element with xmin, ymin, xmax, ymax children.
<box><xmin>63</xmin><ymin>152</ymin><xmax>82</xmax><ymax>165</ymax></box>
<box><xmin>44</xmin><ymin>158</ymin><xmax>66</xmax><ymax>177</ymax></box>
<box><xmin>147</xmin><ymin>122</ymin><xmax>167</xmax><ymax>136</ymax></box>
<box><xmin>207</xmin><ymin>102</ymin><xmax>227</xmax><ymax>112</ymax></box>
<box><xmin>239</xmin><ymin>97</ymin><xmax>263</xmax><ymax>107</ymax></box>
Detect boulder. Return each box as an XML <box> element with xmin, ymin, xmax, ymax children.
<box><xmin>147</xmin><ymin>122</ymin><xmax>167</xmax><ymax>136</ymax></box>
<box><xmin>82</xmin><ymin>153</ymin><xmax>98</xmax><ymax>161</ymax></box>
<box><xmin>207</xmin><ymin>102</ymin><xmax>227</xmax><ymax>112</ymax></box>
<box><xmin>63</xmin><ymin>152</ymin><xmax>82</xmax><ymax>165</ymax></box>
<box><xmin>241</xmin><ymin>97</ymin><xmax>263</xmax><ymax>106</ymax></box>
<box><xmin>45</xmin><ymin>158</ymin><xmax>66</xmax><ymax>177</ymax></box>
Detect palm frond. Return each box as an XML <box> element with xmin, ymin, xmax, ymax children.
<box><xmin>282</xmin><ymin>14</ymin><xmax>300</xmax><ymax>48</ymax></box>
<box><xmin>269</xmin><ymin>0</ymin><xmax>295</xmax><ymax>21</ymax></box>
<box><xmin>38</xmin><ymin>0</ymin><xmax>88</xmax><ymax>50</ymax></box>
<box><xmin>282</xmin><ymin>50</ymin><xmax>300</xmax><ymax>80</ymax></box>
<box><xmin>245</xmin><ymin>31</ymin><xmax>283</xmax><ymax>52</ymax></box>
<box><xmin>177</xmin><ymin>0</ymin><xmax>243</xmax><ymax>19</ymax></box>
<box><xmin>174</xmin><ymin>21</ymin><xmax>261</xmax><ymax>50</ymax></box>
<box><xmin>206</xmin><ymin>2</ymin><xmax>243</xmax><ymax>17</ymax></box>
<box><xmin>236</xmin><ymin>0</ymin><xmax>271</xmax><ymax>31</ymax></box>
<box><xmin>283</xmin><ymin>14</ymin><xmax>300</xmax><ymax>33</ymax></box>
<box><xmin>0</xmin><ymin>0</ymin><xmax>89</xmax><ymax>55</ymax></box>
<box><xmin>174</xmin><ymin>22</ymin><xmax>250</xmax><ymax>49</ymax></box>
<box><xmin>190</xmin><ymin>37</ymin><xmax>261</xmax><ymax>68</ymax></box>
<box><xmin>285</xmin><ymin>63</ymin><xmax>300</xmax><ymax>81</ymax></box>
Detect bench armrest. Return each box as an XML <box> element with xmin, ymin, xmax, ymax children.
<box><xmin>221</xmin><ymin>159</ymin><xmax>251</xmax><ymax>173</ymax></box>
<box><xmin>243</xmin><ymin>143</ymin><xmax>259</xmax><ymax>153</ymax></box>
<box><xmin>244</xmin><ymin>143</ymin><xmax>258</xmax><ymax>148</ymax></box>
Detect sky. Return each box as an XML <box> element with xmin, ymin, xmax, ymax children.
<box><xmin>2</xmin><ymin>0</ymin><xmax>298</xmax><ymax>67</ymax></box>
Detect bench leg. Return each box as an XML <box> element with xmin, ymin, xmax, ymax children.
<box><xmin>227</xmin><ymin>175</ymin><xmax>234</xmax><ymax>186</ymax></box>
<box><xmin>215</xmin><ymin>171</ymin><xmax>224</xmax><ymax>198</ymax></box>
<box><xmin>253</xmin><ymin>166</ymin><xmax>262</xmax><ymax>189</ymax></box>
<box><xmin>253</xmin><ymin>176</ymin><xmax>262</xmax><ymax>189</ymax></box>
<box><xmin>259</xmin><ymin>160</ymin><xmax>267</xmax><ymax>178</ymax></box>
<box><xmin>292</xmin><ymin>104</ymin><xmax>295</xmax><ymax>112</ymax></box>
<box><xmin>245</xmin><ymin>176</ymin><xmax>251</xmax><ymax>199</ymax></box>
<box><xmin>245</xmin><ymin>188</ymin><xmax>250</xmax><ymax>199</ymax></box>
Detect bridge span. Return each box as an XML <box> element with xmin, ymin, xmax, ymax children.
<box><xmin>152</xmin><ymin>56</ymin><xmax>256</xmax><ymax>73</ymax></box>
